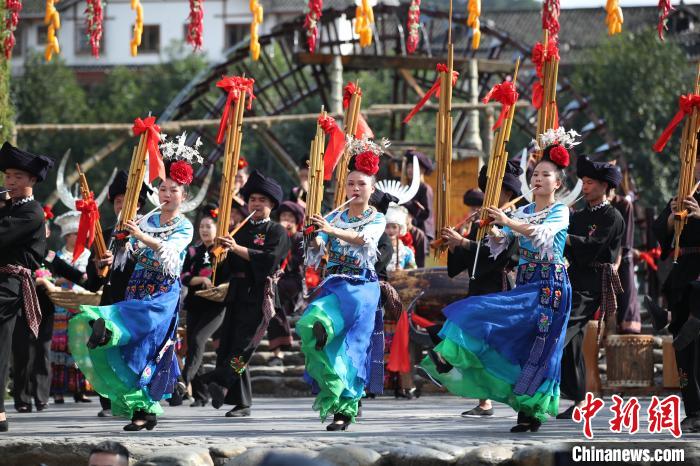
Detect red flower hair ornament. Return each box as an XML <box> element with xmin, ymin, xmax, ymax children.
<box><xmin>346</xmin><ymin>136</ymin><xmax>390</xmax><ymax>177</ymax></box>
<box><xmin>169</xmin><ymin>160</ymin><xmax>194</xmax><ymax>185</ymax></box>
<box><xmin>548</xmin><ymin>145</ymin><xmax>570</xmax><ymax>168</ymax></box>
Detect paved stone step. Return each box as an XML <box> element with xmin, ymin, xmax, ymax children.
<box><xmin>249</xmin><ymin>365</ymin><xmax>306</xmax><ymax>377</ymax></box>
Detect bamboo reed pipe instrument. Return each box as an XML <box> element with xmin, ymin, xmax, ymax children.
<box><xmin>117</xmin><ymin>137</ymin><xmax>149</xmax><ymax>234</ymax></box>
<box><xmin>431</xmin><ymin>2</ymin><xmax>455</xmax><ymax>258</ymax></box>
<box><xmin>472</xmin><ymin>59</ymin><xmax>521</xmax><ymax>278</ymax></box>
<box><xmin>76</xmin><ymin>163</ymin><xmax>109</xmax><ymax>277</ymax></box>
<box><xmin>671</xmin><ymin>67</ymin><xmax>700</xmax><ymax>263</ymax></box>
<box><xmin>211</xmin><ymin>77</ymin><xmax>254</xmax><ymax>279</ymax></box>
<box><xmin>333</xmin><ymin>82</ymin><xmax>362</xmax><ymax>209</ymax></box>
<box><xmin>534</xmin><ymin>30</ymin><xmax>560</xmax><ymax>162</ymax></box>
<box><xmin>305</xmin><ymin>108</ymin><xmax>327</xmax><ymax>235</ymax></box>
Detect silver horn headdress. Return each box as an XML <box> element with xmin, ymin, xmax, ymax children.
<box><xmin>56</xmin><ymin>149</ymin><xmax>117</xmax><ymax>210</ymax></box>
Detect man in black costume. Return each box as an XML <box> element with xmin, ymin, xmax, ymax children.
<box><xmin>206</xmin><ymin>170</ymin><xmax>290</xmax><ymax>418</ymax></box>
<box><xmin>404</xmin><ymin>150</ymin><xmax>435</xmax><ymax>262</ymax></box>
<box><xmin>652</xmin><ymin>151</ymin><xmax>700</xmax><ymax>432</ymax></box>
<box><xmin>0</xmin><ymin>141</ymin><xmax>54</xmax><ymax>432</ymax></box>
<box><xmin>558</xmin><ymin>156</ymin><xmax>625</xmax><ymax>419</ymax></box>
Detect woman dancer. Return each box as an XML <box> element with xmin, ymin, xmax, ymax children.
<box><xmin>68</xmin><ymin>139</ymin><xmax>198</xmax><ymax>431</ymax></box>
<box><xmin>421</xmin><ymin>132</ymin><xmax>576</xmax><ymax>432</ymax></box>
<box><xmin>297</xmin><ymin>137</ymin><xmax>388</xmax><ymax>431</ymax></box>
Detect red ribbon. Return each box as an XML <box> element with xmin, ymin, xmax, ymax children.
<box><xmin>74</xmin><ymin>194</ymin><xmax>100</xmax><ymax>263</ymax></box>
<box><xmin>319</xmin><ymin>115</ymin><xmax>346</xmax><ymax>181</ymax></box>
<box><xmin>639</xmin><ymin>246</ymin><xmax>661</xmax><ymax>271</ymax></box>
<box><xmin>531</xmin><ymin>40</ymin><xmax>559</xmax><ymax>110</ymax></box>
<box><xmin>342</xmin><ymin>82</ymin><xmax>361</xmax><ymax>109</ymax></box>
<box><xmin>341</xmin><ymin>83</ymin><xmax>374</xmax><ymax>139</ymax></box>
<box><xmin>215</xmin><ymin>75</ymin><xmax>256</xmax><ymax>145</ymax></box>
<box><xmin>411</xmin><ymin>312</ymin><xmax>434</xmax><ymax>329</ymax></box>
<box><xmin>132</xmin><ymin>116</ymin><xmax>166</xmax><ymax>183</ymax></box>
<box><xmin>482</xmin><ymin>81</ymin><xmax>519</xmax><ymax>130</ymax></box>
<box><xmin>403</xmin><ymin>63</ymin><xmax>459</xmax><ymax>124</ymax></box>
<box><xmin>387</xmin><ymin>311</ymin><xmax>411</xmax><ymax>373</ymax></box>
<box><xmin>653</xmin><ymin>94</ymin><xmax>700</xmax><ymax>152</ymax></box>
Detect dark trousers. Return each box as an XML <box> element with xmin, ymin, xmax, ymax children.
<box><xmin>671</xmin><ymin>292</ymin><xmax>700</xmax><ymax>417</ymax></box>
<box><xmin>0</xmin><ymin>314</ymin><xmax>17</xmax><ymax>413</ymax></box>
<box><xmin>207</xmin><ymin>296</ymin><xmax>263</xmax><ymax>408</ymax></box>
<box><xmin>12</xmin><ymin>300</ymin><xmax>53</xmax><ymax>407</ymax></box>
<box><xmin>183</xmin><ymin>306</ymin><xmax>225</xmax><ymax>401</ymax></box>
<box><xmin>560</xmin><ymin>291</ymin><xmax>599</xmax><ymax>403</ymax></box>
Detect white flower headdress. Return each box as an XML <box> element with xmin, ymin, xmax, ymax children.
<box><xmin>346</xmin><ymin>135</ymin><xmax>391</xmax><ymax>157</ymax></box>
<box><xmin>531</xmin><ymin>127</ymin><xmax>581</xmax><ymax>151</ymax></box>
<box><xmin>159</xmin><ymin>132</ymin><xmax>204</xmax><ymax>165</ymax></box>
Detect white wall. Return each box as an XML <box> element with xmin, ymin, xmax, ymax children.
<box><xmin>11</xmin><ymin>0</ymin><xmax>267</xmax><ymax>69</ymax></box>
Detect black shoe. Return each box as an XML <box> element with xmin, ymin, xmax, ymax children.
<box><xmin>510</xmin><ymin>413</ymin><xmax>541</xmax><ymax>433</ymax></box>
<box><xmin>74</xmin><ymin>394</ymin><xmax>92</xmax><ymax>403</ymax></box>
<box><xmin>356</xmin><ymin>400</ymin><xmax>362</xmax><ymax>418</ymax></box>
<box><xmin>428</xmin><ymin>349</ymin><xmax>453</xmax><ymax>374</ymax></box>
<box><xmin>396</xmin><ymin>387</ymin><xmax>418</xmax><ymax>400</ymax></box>
<box><xmin>35</xmin><ymin>403</ymin><xmax>49</xmax><ymax>412</ymax></box>
<box><xmin>15</xmin><ymin>403</ymin><xmax>31</xmax><ymax>413</ymax></box>
<box><xmin>87</xmin><ymin>318</ymin><xmax>110</xmax><ymax>349</ymax></box>
<box><xmin>190</xmin><ymin>399</ymin><xmax>208</xmax><ymax>407</ymax></box>
<box><xmin>208</xmin><ymin>382</ymin><xmax>226</xmax><ymax>410</ymax></box>
<box><xmin>97</xmin><ymin>409</ymin><xmax>112</xmax><ymax>417</ymax></box>
<box><xmin>123</xmin><ymin>413</ymin><xmax>157</xmax><ymax>431</ymax></box>
<box><xmin>168</xmin><ymin>382</ymin><xmax>186</xmax><ymax>407</ymax></box>
<box><xmin>415</xmin><ymin>365</ymin><xmax>444</xmax><ymax>389</ymax></box>
<box><xmin>644</xmin><ymin>296</ymin><xmax>669</xmax><ymax>332</ymax></box>
<box><xmin>225</xmin><ymin>406</ymin><xmax>251</xmax><ymax>417</ymax></box>
<box><xmin>0</xmin><ymin>420</ymin><xmax>7</xmax><ymax>432</ymax></box>
<box><xmin>268</xmin><ymin>356</ymin><xmax>284</xmax><ymax>367</ymax></box>
<box><xmin>556</xmin><ymin>405</ymin><xmax>577</xmax><ymax>420</ymax></box>
<box><xmin>461</xmin><ymin>406</ymin><xmax>494</xmax><ymax>417</ymax></box>
<box><xmin>53</xmin><ymin>396</ymin><xmax>65</xmax><ymax>404</ymax></box>
<box><xmin>326</xmin><ymin>413</ymin><xmax>351</xmax><ymax>431</ymax></box>
<box><xmin>313</xmin><ymin>322</ymin><xmax>328</xmax><ymax>351</ymax></box>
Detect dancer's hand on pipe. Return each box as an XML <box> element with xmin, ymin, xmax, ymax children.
<box><xmin>311</xmin><ymin>214</ymin><xmax>334</xmax><ymax>235</ymax></box>
<box><xmin>485</xmin><ymin>206</ymin><xmax>510</xmax><ymax>227</ymax></box>
<box><xmin>683</xmin><ymin>195</ymin><xmax>700</xmax><ymax>219</ymax></box>
<box><xmin>441</xmin><ymin>227</ymin><xmax>465</xmax><ymax>251</ymax></box>
<box><xmin>217</xmin><ymin>236</ymin><xmax>237</xmax><ymax>252</ymax></box>
<box><xmin>125</xmin><ymin>220</ymin><xmax>145</xmax><ymax>242</ymax></box>
<box><xmin>97</xmin><ymin>251</ymin><xmax>114</xmax><ymax>268</ymax></box>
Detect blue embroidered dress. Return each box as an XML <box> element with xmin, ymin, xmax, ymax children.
<box><xmin>421</xmin><ymin>202</ymin><xmax>572</xmax><ymax>422</ymax></box>
<box><xmin>296</xmin><ymin>206</ymin><xmax>386</xmax><ymax>422</ymax></box>
<box><xmin>68</xmin><ymin>212</ymin><xmax>193</xmax><ymax>418</ymax></box>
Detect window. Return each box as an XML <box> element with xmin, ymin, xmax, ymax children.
<box><xmin>140</xmin><ymin>25</ymin><xmax>160</xmax><ymax>53</ymax></box>
<box><xmin>37</xmin><ymin>25</ymin><xmax>48</xmax><ymax>46</ymax></box>
<box><xmin>75</xmin><ymin>25</ymin><xmax>105</xmax><ymax>55</ymax></box>
<box><xmin>224</xmin><ymin>23</ymin><xmax>247</xmax><ymax>49</ymax></box>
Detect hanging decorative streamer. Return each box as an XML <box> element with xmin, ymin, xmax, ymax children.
<box><xmin>406</xmin><ymin>0</ymin><xmax>420</xmax><ymax>54</ymax></box>
<box><xmin>657</xmin><ymin>0</ymin><xmax>673</xmax><ymax>41</ymax></box>
<box><xmin>403</xmin><ymin>63</ymin><xmax>458</xmax><ymax>124</ymax></box>
<box><xmin>605</xmin><ymin>0</ymin><xmax>623</xmax><ymax>35</ymax></box>
<box><xmin>186</xmin><ymin>0</ymin><xmax>204</xmax><ymax>50</ymax></box>
<box><xmin>84</xmin><ymin>0</ymin><xmax>103</xmax><ymax>58</ymax></box>
<box><xmin>304</xmin><ymin>0</ymin><xmax>322</xmax><ymax>53</ymax></box>
<box><xmin>542</xmin><ymin>0</ymin><xmax>560</xmax><ymax>41</ymax></box>
<box><xmin>130</xmin><ymin>0</ymin><xmax>143</xmax><ymax>56</ymax></box>
<box><xmin>355</xmin><ymin>0</ymin><xmax>374</xmax><ymax>48</ymax></box>
<box><xmin>467</xmin><ymin>0</ymin><xmax>480</xmax><ymax>49</ymax></box>
<box><xmin>44</xmin><ymin>0</ymin><xmax>60</xmax><ymax>61</ymax></box>
<box><xmin>2</xmin><ymin>0</ymin><xmax>22</xmax><ymax>59</ymax></box>
<box><xmin>249</xmin><ymin>0</ymin><xmax>263</xmax><ymax>60</ymax></box>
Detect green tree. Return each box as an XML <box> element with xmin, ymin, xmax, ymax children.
<box><xmin>0</xmin><ymin>1</ymin><xmax>13</xmax><ymax>143</ymax></box>
<box><xmin>571</xmin><ymin>30</ymin><xmax>692</xmax><ymax>207</ymax></box>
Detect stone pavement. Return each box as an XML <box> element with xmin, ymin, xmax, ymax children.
<box><xmin>1</xmin><ymin>395</ymin><xmax>697</xmax><ymax>465</ymax></box>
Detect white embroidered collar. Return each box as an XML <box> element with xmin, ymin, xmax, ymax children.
<box><xmin>331</xmin><ymin>207</ymin><xmax>378</xmax><ymax>230</ymax></box>
<box><xmin>139</xmin><ymin>212</ymin><xmax>183</xmax><ymax>233</ymax></box>
<box><xmin>13</xmin><ymin>195</ymin><xmax>34</xmax><ymax>206</ymax></box>
<box><xmin>250</xmin><ymin>217</ymin><xmax>270</xmax><ymax>226</ymax></box>
<box><xmin>587</xmin><ymin>199</ymin><xmax>610</xmax><ymax>212</ymax></box>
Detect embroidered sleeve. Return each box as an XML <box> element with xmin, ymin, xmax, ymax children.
<box><xmin>486</xmin><ymin>225</ymin><xmax>514</xmax><ymax>259</ymax></box>
<box><xmin>155</xmin><ymin>219</ymin><xmax>194</xmax><ymax>277</ymax></box>
<box><xmin>356</xmin><ymin>212</ymin><xmax>386</xmax><ymax>266</ymax></box>
<box><xmin>527</xmin><ymin>203</ymin><xmax>569</xmax><ymax>260</ymax></box>
<box><xmin>304</xmin><ymin>214</ymin><xmax>333</xmax><ymax>269</ymax></box>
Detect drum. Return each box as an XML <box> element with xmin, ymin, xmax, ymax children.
<box><xmin>604</xmin><ymin>334</ymin><xmax>655</xmax><ymax>388</ymax></box>
<box><xmin>662</xmin><ymin>336</ymin><xmax>680</xmax><ymax>389</ymax></box>
<box><xmin>388</xmin><ymin>267</ymin><xmax>469</xmax><ymax>324</ymax></box>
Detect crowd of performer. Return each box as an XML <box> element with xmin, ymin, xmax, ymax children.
<box><xmin>0</xmin><ymin>127</ymin><xmax>698</xmax><ymax>435</ymax></box>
